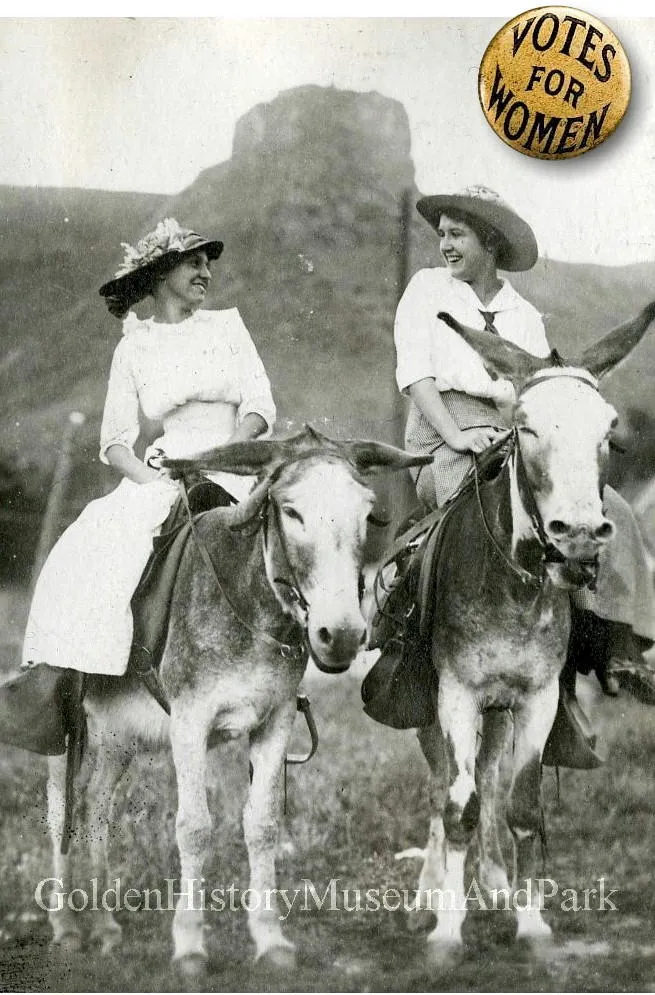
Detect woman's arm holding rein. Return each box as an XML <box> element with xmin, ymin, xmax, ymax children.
<box><xmin>105</xmin><ymin>413</ymin><xmax>266</xmax><ymax>486</ymax></box>
<box><xmin>105</xmin><ymin>444</ymin><xmax>162</xmax><ymax>484</ymax></box>
<box><xmin>409</xmin><ymin>378</ymin><xmax>503</xmax><ymax>455</ymax></box>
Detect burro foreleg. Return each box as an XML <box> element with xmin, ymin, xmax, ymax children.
<box><xmin>506</xmin><ymin>679</ymin><xmax>559</xmax><ymax>953</ymax></box>
<box><xmin>425</xmin><ymin>670</ymin><xmax>480</xmax><ymax>974</ymax></box>
<box><xmin>170</xmin><ymin>697</ymin><xmax>214</xmax><ymax>978</ymax></box>
<box><xmin>244</xmin><ymin>699</ymin><xmax>298</xmax><ymax>969</ymax></box>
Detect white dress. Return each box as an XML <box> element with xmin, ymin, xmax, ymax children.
<box><xmin>22</xmin><ymin>308</ymin><xmax>276</xmax><ymax>675</ymax></box>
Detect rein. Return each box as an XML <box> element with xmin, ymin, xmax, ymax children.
<box><xmin>472</xmin><ymin>442</ymin><xmax>541</xmax><ymax>588</ymax></box>
<box><xmin>178</xmin><ymin>478</ymin><xmax>320</xmax><ymax>789</ymax></box>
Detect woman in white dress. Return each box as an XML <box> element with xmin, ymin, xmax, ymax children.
<box><xmin>5</xmin><ymin>218</ymin><xmax>276</xmax><ymax>751</ymax></box>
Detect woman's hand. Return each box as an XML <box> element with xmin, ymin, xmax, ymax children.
<box><xmin>105</xmin><ymin>444</ymin><xmax>173</xmax><ymax>485</ymax></box>
<box><xmin>450</xmin><ymin>426</ymin><xmax>505</xmax><ymax>454</ymax></box>
<box><xmin>145</xmin><ymin>449</ymin><xmax>178</xmax><ymax>484</ymax></box>
<box><xmin>227</xmin><ymin>413</ymin><xmax>268</xmax><ymax>444</ymax></box>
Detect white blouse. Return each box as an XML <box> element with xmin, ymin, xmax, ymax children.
<box><xmin>99</xmin><ymin>308</ymin><xmax>276</xmax><ymax>463</ymax></box>
<box><xmin>394</xmin><ymin>268</ymin><xmax>550</xmax><ymax>404</ymax></box>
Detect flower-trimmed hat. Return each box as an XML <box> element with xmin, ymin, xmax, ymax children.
<box><xmin>99</xmin><ymin>218</ymin><xmax>224</xmax><ymax>318</ymax></box>
<box><xmin>416</xmin><ymin>185</ymin><xmax>538</xmax><ymax>272</ymax></box>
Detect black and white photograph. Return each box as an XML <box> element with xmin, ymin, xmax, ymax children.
<box><xmin>1</xmin><ymin>12</ymin><xmax>655</xmax><ymax>992</ymax></box>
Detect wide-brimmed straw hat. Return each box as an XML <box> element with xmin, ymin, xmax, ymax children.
<box><xmin>416</xmin><ymin>185</ymin><xmax>538</xmax><ymax>272</ymax></box>
<box><xmin>99</xmin><ymin>218</ymin><xmax>224</xmax><ymax>317</ymax></box>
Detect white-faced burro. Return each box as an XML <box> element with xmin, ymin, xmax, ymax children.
<box><xmin>405</xmin><ymin>301</ymin><xmax>655</xmax><ymax>975</ymax></box>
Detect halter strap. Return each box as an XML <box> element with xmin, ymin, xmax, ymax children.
<box><xmin>472</xmin><ymin>442</ymin><xmax>542</xmax><ymax>588</ymax></box>
<box><xmin>266</xmin><ymin>498</ymin><xmax>311</xmax><ymax>615</ymax></box>
<box><xmin>512</xmin><ymin>436</ymin><xmax>567</xmax><ymax>566</ymax></box>
<box><xmin>518</xmin><ymin>370</ymin><xmax>599</xmax><ymax>398</ymax></box>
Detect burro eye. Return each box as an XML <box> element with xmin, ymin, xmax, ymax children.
<box><xmin>518</xmin><ymin>425</ymin><xmax>539</xmax><ymax>438</ymax></box>
<box><xmin>282</xmin><ymin>505</ymin><xmax>304</xmax><ymax>525</ymax></box>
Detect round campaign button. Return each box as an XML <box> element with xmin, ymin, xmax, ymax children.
<box><xmin>478</xmin><ymin>7</ymin><xmax>631</xmax><ymax>159</ymax></box>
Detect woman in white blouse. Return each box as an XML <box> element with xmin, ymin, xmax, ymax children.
<box><xmin>21</xmin><ymin>218</ymin><xmax>276</xmax><ymax>680</ymax></box>
<box><xmin>395</xmin><ymin>185</ymin><xmax>546</xmax><ymax>506</ymax></box>
<box><xmin>393</xmin><ymin>185</ymin><xmax>655</xmax><ymax>720</ymax></box>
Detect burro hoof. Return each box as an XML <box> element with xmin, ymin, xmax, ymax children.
<box><xmin>88</xmin><ymin>927</ymin><xmax>123</xmax><ymax>955</ymax></box>
<box><xmin>257</xmin><ymin>943</ymin><xmax>297</xmax><ymax>972</ymax></box>
<box><xmin>425</xmin><ymin>937</ymin><xmax>463</xmax><ymax>977</ymax></box>
<box><xmin>53</xmin><ymin>931</ymin><xmax>84</xmax><ymax>954</ymax></box>
<box><xmin>406</xmin><ymin>907</ymin><xmax>437</xmax><ymax>934</ymax></box>
<box><xmin>100</xmin><ymin>931</ymin><xmax>123</xmax><ymax>956</ymax></box>
<box><xmin>516</xmin><ymin>929</ymin><xmax>554</xmax><ymax>960</ymax></box>
<box><xmin>174</xmin><ymin>952</ymin><xmax>208</xmax><ymax>987</ymax></box>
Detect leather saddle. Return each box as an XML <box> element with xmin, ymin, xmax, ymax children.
<box><xmin>128</xmin><ymin>477</ymin><xmax>236</xmax><ymax>681</ymax></box>
<box><xmin>362</xmin><ymin>442</ymin><xmax>512</xmax><ymax>730</ymax></box>
<box><xmin>362</xmin><ymin>509</ymin><xmax>449</xmax><ymax>729</ymax></box>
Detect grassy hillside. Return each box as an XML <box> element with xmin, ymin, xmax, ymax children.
<box><xmin>0</xmin><ymin>185</ymin><xmax>168</xmax><ymax>491</ymax></box>
<box><xmin>514</xmin><ymin>258</ymin><xmax>655</xmax><ymax>421</ymax></box>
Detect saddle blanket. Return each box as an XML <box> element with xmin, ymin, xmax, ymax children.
<box><xmin>128</xmin><ymin>479</ymin><xmax>235</xmax><ymax>679</ymax></box>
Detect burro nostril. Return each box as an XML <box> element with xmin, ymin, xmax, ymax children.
<box><xmin>547</xmin><ymin>519</ymin><xmax>569</xmax><ymax>537</ymax></box>
<box><xmin>317</xmin><ymin>626</ymin><xmax>332</xmax><ymax>645</ymax></box>
<box><xmin>595</xmin><ymin>521</ymin><xmax>615</xmax><ymax>540</ymax></box>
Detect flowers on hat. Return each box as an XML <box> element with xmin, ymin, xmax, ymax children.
<box><xmin>458</xmin><ymin>185</ymin><xmax>503</xmax><ymax>204</ymax></box>
<box><xmin>114</xmin><ymin>218</ymin><xmax>188</xmax><ymax>278</ymax></box>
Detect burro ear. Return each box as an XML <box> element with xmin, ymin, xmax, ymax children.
<box><xmin>161</xmin><ymin>426</ymin><xmax>341</xmax><ymax>478</ymax></box>
<box><xmin>162</xmin><ymin>439</ymin><xmax>289</xmax><ymax>477</ymax></box>
<box><xmin>437</xmin><ymin>312</ymin><xmax>549</xmax><ymax>387</ymax></box>
<box><xmin>569</xmin><ymin>301</ymin><xmax>655</xmax><ymax>379</ymax></box>
<box><xmin>339</xmin><ymin>440</ymin><xmax>434</xmax><ymax>474</ymax></box>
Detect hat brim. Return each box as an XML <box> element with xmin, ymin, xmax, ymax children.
<box><xmin>99</xmin><ymin>238</ymin><xmax>224</xmax><ymax>300</ymax></box>
<box><xmin>416</xmin><ymin>195</ymin><xmax>538</xmax><ymax>272</ymax></box>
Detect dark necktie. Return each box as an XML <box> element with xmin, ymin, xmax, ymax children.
<box><xmin>479</xmin><ymin>310</ymin><xmax>499</xmax><ymax>335</ymax></box>
<box><xmin>480</xmin><ymin>311</ymin><xmax>500</xmax><ymax>335</ymax></box>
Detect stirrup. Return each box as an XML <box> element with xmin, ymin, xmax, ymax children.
<box><xmin>286</xmin><ymin>694</ymin><xmax>319</xmax><ymax>764</ymax></box>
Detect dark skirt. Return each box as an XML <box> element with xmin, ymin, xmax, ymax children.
<box><xmin>572</xmin><ymin>487</ymin><xmax>655</xmax><ymax>642</ymax></box>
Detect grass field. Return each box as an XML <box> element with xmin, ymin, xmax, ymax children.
<box><xmin>1</xmin><ymin>641</ymin><xmax>655</xmax><ymax>993</ymax></box>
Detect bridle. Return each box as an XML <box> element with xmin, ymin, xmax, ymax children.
<box><xmin>181</xmin><ymin>451</ymin><xmax>371</xmax><ymax>669</ymax></box>
<box><xmin>265</xmin><ymin>494</ymin><xmax>371</xmax><ymax>673</ymax></box>
<box><xmin>265</xmin><ymin>498</ymin><xmax>311</xmax><ymax>618</ymax></box>
<box><xmin>473</xmin><ymin>370</ymin><xmax>603</xmax><ymax>588</ymax></box>
<box><xmin>181</xmin><ymin>480</ymin><xmax>305</xmax><ymax>660</ymax></box>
